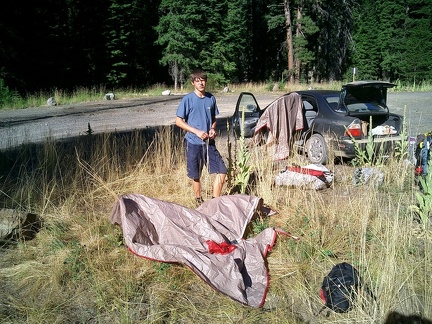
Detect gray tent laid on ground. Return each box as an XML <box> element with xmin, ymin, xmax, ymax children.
<box><xmin>110</xmin><ymin>194</ymin><xmax>295</xmax><ymax>307</ymax></box>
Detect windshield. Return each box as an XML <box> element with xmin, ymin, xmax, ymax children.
<box><xmin>342</xmin><ymin>86</ymin><xmax>388</xmax><ymax>113</ymax></box>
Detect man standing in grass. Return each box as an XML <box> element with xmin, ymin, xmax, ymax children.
<box><xmin>175</xmin><ymin>69</ymin><xmax>227</xmax><ymax>206</ymax></box>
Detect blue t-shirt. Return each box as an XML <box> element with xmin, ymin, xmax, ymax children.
<box><xmin>176</xmin><ymin>91</ymin><xmax>219</xmax><ymax>145</ymax></box>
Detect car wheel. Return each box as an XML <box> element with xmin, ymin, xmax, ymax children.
<box><xmin>306</xmin><ymin>134</ymin><xmax>328</xmax><ymax>164</ymax></box>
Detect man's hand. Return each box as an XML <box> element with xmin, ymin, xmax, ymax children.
<box><xmin>197</xmin><ymin>130</ymin><xmax>209</xmax><ymax>141</ymax></box>
<box><xmin>209</xmin><ymin>128</ymin><xmax>217</xmax><ymax>139</ymax></box>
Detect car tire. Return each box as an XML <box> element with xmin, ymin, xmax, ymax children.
<box><xmin>306</xmin><ymin>133</ymin><xmax>328</xmax><ymax>164</ymax></box>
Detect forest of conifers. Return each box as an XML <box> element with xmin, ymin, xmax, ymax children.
<box><xmin>1</xmin><ymin>0</ymin><xmax>432</xmax><ymax>94</ymax></box>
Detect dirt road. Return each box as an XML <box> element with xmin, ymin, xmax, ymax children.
<box><xmin>0</xmin><ymin>91</ymin><xmax>431</xmax><ymax>150</ymax></box>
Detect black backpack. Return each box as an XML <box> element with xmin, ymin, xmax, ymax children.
<box><xmin>319</xmin><ymin>262</ymin><xmax>360</xmax><ymax>313</ymax></box>
<box><xmin>414</xmin><ymin>131</ymin><xmax>432</xmax><ymax>176</ymax></box>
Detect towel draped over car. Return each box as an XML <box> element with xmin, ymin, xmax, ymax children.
<box><xmin>253</xmin><ymin>92</ymin><xmax>304</xmax><ymax>160</ymax></box>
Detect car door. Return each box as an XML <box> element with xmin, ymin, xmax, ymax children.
<box><xmin>302</xmin><ymin>93</ymin><xmax>353</xmax><ymax>138</ymax></box>
<box><xmin>231</xmin><ymin>92</ymin><xmax>261</xmax><ymax>137</ymax></box>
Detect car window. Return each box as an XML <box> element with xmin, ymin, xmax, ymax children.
<box><xmin>324</xmin><ymin>95</ymin><xmax>342</xmax><ymax>112</ymax></box>
<box><xmin>237</xmin><ymin>94</ymin><xmax>259</xmax><ymax>117</ymax></box>
<box><xmin>343</xmin><ymin>87</ymin><xmax>387</xmax><ymax>113</ymax></box>
<box><xmin>303</xmin><ymin>101</ymin><xmax>314</xmax><ymax>111</ymax></box>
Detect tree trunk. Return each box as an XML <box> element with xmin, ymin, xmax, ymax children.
<box><xmin>295</xmin><ymin>5</ymin><xmax>302</xmax><ymax>83</ymax></box>
<box><xmin>169</xmin><ymin>61</ymin><xmax>179</xmax><ymax>91</ymax></box>
<box><xmin>284</xmin><ymin>0</ymin><xmax>294</xmax><ymax>84</ymax></box>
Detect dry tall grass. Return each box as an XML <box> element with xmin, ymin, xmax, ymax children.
<box><xmin>0</xmin><ymin>125</ymin><xmax>431</xmax><ymax>323</ymax></box>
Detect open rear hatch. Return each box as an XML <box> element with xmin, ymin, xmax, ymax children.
<box><xmin>339</xmin><ymin>81</ymin><xmax>402</xmax><ymax>135</ymax></box>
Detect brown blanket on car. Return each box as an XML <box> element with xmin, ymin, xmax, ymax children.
<box><xmin>110</xmin><ymin>194</ymin><xmax>288</xmax><ymax>307</ymax></box>
<box><xmin>253</xmin><ymin>92</ymin><xmax>304</xmax><ymax>160</ymax></box>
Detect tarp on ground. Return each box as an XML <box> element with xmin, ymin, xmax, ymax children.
<box><xmin>110</xmin><ymin>194</ymin><xmax>290</xmax><ymax>307</ymax></box>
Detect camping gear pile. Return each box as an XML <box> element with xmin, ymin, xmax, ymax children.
<box><xmin>110</xmin><ymin>193</ymin><xmax>378</xmax><ymax>313</ymax></box>
<box><xmin>275</xmin><ymin>164</ymin><xmax>334</xmax><ymax>190</ymax></box>
<box><xmin>414</xmin><ymin>131</ymin><xmax>432</xmax><ymax>176</ymax></box>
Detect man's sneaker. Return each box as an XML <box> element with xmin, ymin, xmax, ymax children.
<box><xmin>195</xmin><ymin>197</ymin><xmax>204</xmax><ymax>207</ymax></box>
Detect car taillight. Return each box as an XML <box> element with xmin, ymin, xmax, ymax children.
<box><xmin>345</xmin><ymin>121</ymin><xmax>362</xmax><ymax>137</ymax></box>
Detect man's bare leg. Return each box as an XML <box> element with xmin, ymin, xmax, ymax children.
<box><xmin>193</xmin><ymin>178</ymin><xmax>201</xmax><ymax>198</ymax></box>
<box><xmin>212</xmin><ymin>173</ymin><xmax>226</xmax><ymax>197</ymax></box>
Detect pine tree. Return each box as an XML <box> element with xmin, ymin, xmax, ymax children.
<box><xmin>351</xmin><ymin>0</ymin><xmax>382</xmax><ymax>80</ymax></box>
<box><xmin>155</xmin><ymin>0</ymin><xmax>206</xmax><ymax>89</ymax></box>
<box><xmin>396</xmin><ymin>0</ymin><xmax>432</xmax><ymax>82</ymax></box>
<box><xmin>377</xmin><ymin>0</ymin><xmax>406</xmax><ymax>81</ymax></box>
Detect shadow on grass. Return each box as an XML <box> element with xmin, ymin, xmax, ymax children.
<box><xmin>0</xmin><ymin>125</ymin><xmax>184</xmax><ymax>206</ymax></box>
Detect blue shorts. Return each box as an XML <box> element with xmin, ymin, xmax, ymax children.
<box><xmin>185</xmin><ymin>141</ymin><xmax>227</xmax><ymax>179</ymax></box>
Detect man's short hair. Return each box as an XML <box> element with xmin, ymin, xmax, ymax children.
<box><xmin>190</xmin><ymin>69</ymin><xmax>207</xmax><ymax>82</ymax></box>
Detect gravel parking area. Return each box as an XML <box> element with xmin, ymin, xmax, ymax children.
<box><xmin>0</xmin><ymin>91</ymin><xmax>431</xmax><ymax>150</ymax></box>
